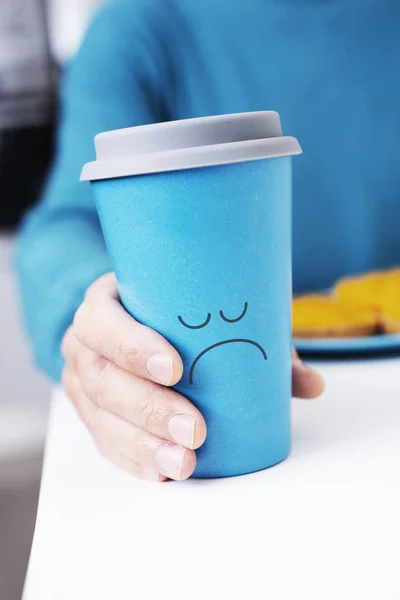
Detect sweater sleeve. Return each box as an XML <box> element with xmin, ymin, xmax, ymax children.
<box><xmin>15</xmin><ymin>0</ymin><xmax>171</xmax><ymax>381</ymax></box>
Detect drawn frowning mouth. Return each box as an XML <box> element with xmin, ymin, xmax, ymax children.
<box><xmin>189</xmin><ymin>338</ymin><xmax>267</xmax><ymax>385</ymax></box>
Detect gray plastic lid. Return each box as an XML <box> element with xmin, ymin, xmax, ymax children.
<box><xmin>80</xmin><ymin>111</ymin><xmax>302</xmax><ymax>182</ymax></box>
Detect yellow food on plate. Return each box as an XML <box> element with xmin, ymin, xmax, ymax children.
<box><xmin>293</xmin><ymin>266</ymin><xmax>400</xmax><ymax>339</ymax></box>
<box><xmin>334</xmin><ymin>267</ymin><xmax>400</xmax><ymax>310</ymax></box>
<box><xmin>334</xmin><ymin>266</ymin><xmax>400</xmax><ymax>334</ymax></box>
<box><xmin>380</xmin><ymin>310</ymin><xmax>400</xmax><ymax>334</ymax></box>
<box><xmin>292</xmin><ymin>294</ymin><xmax>378</xmax><ymax>339</ymax></box>
<box><xmin>376</xmin><ymin>294</ymin><xmax>400</xmax><ymax>334</ymax></box>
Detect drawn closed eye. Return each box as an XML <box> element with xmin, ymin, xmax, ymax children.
<box><xmin>220</xmin><ymin>302</ymin><xmax>248</xmax><ymax>323</ymax></box>
<box><xmin>178</xmin><ymin>313</ymin><xmax>211</xmax><ymax>329</ymax></box>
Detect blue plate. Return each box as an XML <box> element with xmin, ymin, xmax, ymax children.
<box><xmin>294</xmin><ymin>333</ymin><xmax>400</xmax><ymax>354</ymax></box>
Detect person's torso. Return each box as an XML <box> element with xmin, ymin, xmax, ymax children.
<box><xmin>163</xmin><ymin>0</ymin><xmax>400</xmax><ymax>292</ymax></box>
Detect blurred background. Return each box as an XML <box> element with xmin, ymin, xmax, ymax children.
<box><xmin>0</xmin><ymin>1</ymin><xmax>102</xmax><ymax>597</ymax></box>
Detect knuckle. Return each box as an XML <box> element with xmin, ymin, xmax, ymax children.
<box><xmin>135</xmin><ymin>432</ymin><xmax>159</xmax><ymax>465</ymax></box>
<box><xmin>110</xmin><ymin>341</ymin><xmax>138</xmax><ymax>370</ymax></box>
<box><xmin>84</xmin><ymin>281</ymin><xmax>97</xmax><ymax>301</ymax></box>
<box><xmin>61</xmin><ymin>327</ymin><xmax>74</xmax><ymax>358</ymax></box>
<box><xmin>93</xmin><ymin>359</ymin><xmax>110</xmax><ymax>407</ymax></box>
<box><xmin>101</xmin><ymin>272</ymin><xmax>117</xmax><ymax>287</ymax></box>
<box><xmin>134</xmin><ymin>384</ymin><xmax>169</xmax><ymax>432</ymax></box>
<box><xmin>85</xmin><ymin>272</ymin><xmax>115</xmax><ymax>300</ymax></box>
<box><xmin>81</xmin><ymin>355</ymin><xmax>110</xmax><ymax>407</ymax></box>
<box><xmin>72</xmin><ymin>302</ymin><xmax>92</xmax><ymax>340</ymax></box>
<box><xmin>61</xmin><ymin>365</ymin><xmax>104</xmax><ymax>448</ymax></box>
<box><xmin>84</xmin><ymin>276</ymin><xmax>103</xmax><ymax>300</ymax></box>
<box><xmin>62</xmin><ymin>370</ymin><xmax>96</xmax><ymax>439</ymax></box>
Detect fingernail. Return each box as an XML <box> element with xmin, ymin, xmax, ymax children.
<box><xmin>146</xmin><ymin>354</ymin><xmax>173</xmax><ymax>383</ymax></box>
<box><xmin>155</xmin><ymin>444</ymin><xmax>186</xmax><ymax>480</ymax></box>
<box><xmin>168</xmin><ymin>415</ymin><xmax>196</xmax><ymax>447</ymax></box>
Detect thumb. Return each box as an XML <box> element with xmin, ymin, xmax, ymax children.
<box><xmin>292</xmin><ymin>349</ymin><xmax>325</xmax><ymax>399</ymax></box>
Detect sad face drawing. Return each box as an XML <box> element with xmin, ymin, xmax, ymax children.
<box><xmin>178</xmin><ymin>302</ymin><xmax>268</xmax><ymax>384</ymax></box>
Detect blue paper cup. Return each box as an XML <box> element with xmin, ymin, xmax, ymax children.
<box><xmin>81</xmin><ymin>112</ymin><xmax>301</xmax><ymax>478</ymax></box>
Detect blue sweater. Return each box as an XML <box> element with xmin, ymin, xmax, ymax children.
<box><xmin>16</xmin><ymin>0</ymin><xmax>400</xmax><ymax>380</ymax></box>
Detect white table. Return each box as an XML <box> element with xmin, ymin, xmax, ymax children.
<box><xmin>24</xmin><ymin>359</ymin><xmax>400</xmax><ymax>600</ymax></box>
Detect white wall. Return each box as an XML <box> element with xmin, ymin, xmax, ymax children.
<box><xmin>47</xmin><ymin>0</ymin><xmax>105</xmax><ymax>64</ymax></box>
<box><xmin>0</xmin><ymin>235</ymin><xmax>49</xmax><ymax>459</ymax></box>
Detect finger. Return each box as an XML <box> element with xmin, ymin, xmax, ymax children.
<box><xmin>61</xmin><ymin>327</ymin><xmax>80</xmax><ymax>370</ymax></box>
<box><xmin>63</xmin><ymin>333</ymin><xmax>207</xmax><ymax>449</ymax></box>
<box><xmin>61</xmin><ymin>326</ymin><xmax>74</xmax><ymax>358</ymax></box>
<box><xmin>292</xmin><ymin>350</ymin><xmax>325</xmax><ymax>399</ymax></box>
<box><xmin>63</xmin><ymin>368</ymin><xmax>196</xmax><ymax>480</ymax></box>
<box><xmin>73</xmin><ymin>274</ymin><xmax>183</xmax><ymax>386</ymax></box>
<box><xmin>95</xmin><ymin>407</ymin><xmax>196</xmax><ymax>481</ymax></box>
<box><xmin>75</xmin><ymin>342</ymin><xmax>206</xmax><ymax>450</ymax></box>
<box><xmin>62</xmin><ymin>364</ymin><xmax>97</xmax><ymax>432</ymax></box>
<box><xmin>111</xmin><ymin>455</ymin><xmax>167</xmax><ymax>482</ymax></box>
<box><xmin>62</xmin><ymin>369</ymin><xmax>168</xmax><ymax>481</ymax></box>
